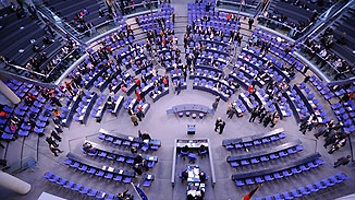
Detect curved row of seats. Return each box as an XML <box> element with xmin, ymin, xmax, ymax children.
<box><xmin>255</xmin><ymin>173</ymin><xmax>349</xmax><ymax>200</ymax></box>
<box><xmin>138</xmin><ymin>4</ymin><xmax>174</xmax><ymax>34</ymax></box>
<box><xmin>82</xmin><ymin>140</ymin><xmax>158</xmax><ymax>168</ymax></box>
<box><xmin>232</xmin><ymin>153</ymin><xmax>324</xmax><ymax>187</ymax></box>
<box><xmin>227</xmin><ymin>140</ymin><xmax>303</xmax><ymax>168</ymax></box>
<box><xmin>222</xmin><ymin>128</ymin><xmax>286</xmax><ymax>151</ymax></box>
<box><xmin>43</xmin><ymin>171</ymin><xmax>120</xmax><ymax>200</ymax></box>
<box><xmin>63</xmin><ymin>153</ymin><xmax>135</xmax><ymax>183</ymax></box>
<box><xmin>98</xmin><ymin>130</ymin><xmax>161</xmax><ymax>152</ymax></box>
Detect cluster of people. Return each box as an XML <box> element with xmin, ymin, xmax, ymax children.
<box><xmin>102</xmin><ymin>26</ymin><xmax>135</xmax><ymax>53</ymax></box>
<box><xmin>26</xmin><ymin>33</ymin><xmax>78</xmax><ymax>78</ymax></box>
<box><xmin>299</xmin><ymin>114</ymin><xmax>318</xmax><ymax>135</ymax></box>
<box><xmin>304</xmin><ymin>28</ymin><xmax>352</xmax><ymax>80</ymax></box>
<box><xmin>72</xmin><ymin>7</ymin><xmax>93</xmax><ymax>33</ymax></box>
<box><xmin>314</xmin><ymin>120</ymin><xmax>348</xmax><ymax>154</ymax></box>
<box><xmin>249</xmin><ymin>105</ymin><xmax>280</xmax><ymax>128</ymax></box>
<box><xmin>128</xmin><ymin>105</ymin><xmax>145</xmax><ymax>126</ymax></box>
<box><xmin>132</xmin><ymin>154</ymin><xmax>149</xmax><ymax>175</ymax></box>
<box><xmin>46</xmin><ymin>130</ymin><xmax>63</xmax><ymax>157</ymax></box>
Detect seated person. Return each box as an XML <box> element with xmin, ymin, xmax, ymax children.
<box><xmin>106</xmin><ymin>95</ymin><xmax>115</xmax><ymax>110</ymax></box>
<box><xmin>142</xmin><ymin>132</ymin><xmax>151</xmax><ymax>141</ymax></box>
<box><xmin>181</xmin><ymin>145</ymin><xmax>189</xmax><ymax>154</ymax></box>
<box><xmin>134</xmin><ymin>154</ymin><xmax>143</xmax><ymax>165</ymax></box>
<box><xmin>117</xmin><ymin>189</ymin><xmax>134</xmax><ymax>200</ymax></box>
<box><xmin>199</xmin><ymin>171</ymin><xmax>206</xmax><ymax>183</ymax></box>
<box><xmin>83</xmin><ymin>142</ymin><xmax>97</xmax><ymax>154</ymax></box>
<box><xmin>131</xmin><ymin>146</ymin><xmax>138</xmax><ymax>154</ymax></box>
<box><xmin>182</xmin><ymin>169</ymin><xmax>188</xmax><ymax>182</ymax></box>
<box><xmin>198</xmin><ymin>145</ymin><xmax>207</xmax><ymax>155</ymax></box>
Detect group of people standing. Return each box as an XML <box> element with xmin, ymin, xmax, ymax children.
<box><xmin>314</xmin><ymin>119</ymin><xmax>348</xmax><ymax>154</ymax></box>
<box><xmin>249</xmin><ymin>105</ymin><xmax>280</xmax><ymax>128</ymax></box>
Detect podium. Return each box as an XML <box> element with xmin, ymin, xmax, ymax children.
<box><xmin>187</xmin><ymin>124</ymin><xmax>196</xmax><ymax>135</ymax></box>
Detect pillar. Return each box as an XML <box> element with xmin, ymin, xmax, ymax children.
<box><xmin>0</xmin><ymin>80</ymin><xmax>21</xmax><ymax>105</ymax></box>
<box><xmin>0</xmin><ymin>171</ymin><xmax>31</xmax><ymax>194</ymax></box>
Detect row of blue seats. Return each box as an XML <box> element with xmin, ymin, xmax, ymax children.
<box><xmin>255</xmin><ymin>173</ymin><xmax>349</xmax><ymax>200</ymax></box>
<box><xmin>223</xmin><ymin>129</ymin><xmax>286</xmax><ymax>151</ymax></box>
<box><xmin>233</xmin><ymin>153</ymin><xmax>324</xmax><ymax>186</ymax></box>
<box><xmin>227</xmin><ymin>140</ymin><xmax>303</xmax><ymax>167</ymax></box>
<box><xmin>98</xmin><ymin>131</ymin><xmax>161</xmax><ymax>152</ymax></box>
<box><xmin>43</xmin><ymin>171</ymin><xmax>121</xmax><ymax>200</ymax></box>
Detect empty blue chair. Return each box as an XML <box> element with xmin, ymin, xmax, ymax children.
<box><xmin>290</xmin><ymin>189</ymin><xmax>302</xmax><ymax>198</ymax></box>
<box><xmin>255</xmin><ymin>176</ymin><xmax>264</xmax><ymax>183</ymax></box>
<box><xmin>105</xmin><ymin>193</ymin><xmax>115</xmax><ymax>200</ymax></box>
<box><xmin>87</xmin><ymin>189</ymin><xmax>98</xmax><ymax>197</ymax></box>
<box><xmin>57</xmin><ymin>178</ymin><xmax>68</xmax><ymax>186</ymax></box>
<box><xmin>298</xmin><ymin>187</ymin><xmax>310</xmax><ymax>195</ymax></box>
<box><xmin>95</xmin><ymin>170</ymin><xmax>105</xmax><ymax>178</ymax></box>
<box><xmin>72</xmin><ymin>184</ymin><xmax>83</xmax><ymax>192</ymax></box>
<box><xmin>113</xmin><ymin>175</ymin><xmax>123</xmax><ymax>182</ymax></box>
<box><xmin>235</xmin><ymin>179</ymin><xmax>244</xmax><ymax>186</ymax></box>
<box><xmin>48</xmin><ymin>175</ymin><xmax>61</xmax><ymax>183</ymax></box>
<box><xmin>123</xmin><ymin>177</ymin><xmax>132</xmax><ymax>184</ymax></box>
<box><xmin>273</xmin><ymin>172</ymin><xmax>283</xmax><ymax>179</ymax></box>
<box><xmin>282</xmin><ymin>192</ymin><xmax>293</xmax><ymax>200</ymax></box>
<box><xmin>43</xmin><ymin>172</ymin><xmax>54</xmax><ymax>179</ymax></box>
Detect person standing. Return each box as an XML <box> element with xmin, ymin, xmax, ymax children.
<box><xmin>214</xmin><ymin>117</ymin><xmax>222</xmax><ymax>132</ymax></box>
<box><xmin>130</xmin><ymin>114</ymin><xmax>139</xmax><ymax>126</ymax></box>
<box><xmin>258</xmin><ymin>109</ymin><xmax>267</xmax><ymax>124</ymax></box>
<box><xmin>50</xmin><ymin>130</ymin><xmax>62</xmax><ymax>142</ymax></box>
<box><xmin>227</xmin><ymin>106</ymin><xmax>236</xmax><ymax>119</ymax></box>
<box><xmin>218</xmin><ymin>120</ymin><xmax>226</xmax><ymax>134</ymax></box>
<box><xmin>49</xmin><ymin>144</ymin><xmax>63</xmax><ymax>157</ymax></box>
<box><xmin>248</xmin><ymin>18</ymin><xmax>254</xmax><ymax>30</ymax></box>
<box><xmin>270</xmin><ymin>113</ymin><xmax>280</xmax><ymax>128</ymax></box>
<box><xmin>46</xmin><ymin>136</ymin><xmax>59</xmax><ymax>147</ymax></box>
<box><xmin>263</xmin><ymin>113</ymin><xmax>272</xmax><ymax>127</ymax></box>
<box><xmin>249</xmin><ymin>106</ymin><xmax>258</xmax><ymax>122</ymax></box>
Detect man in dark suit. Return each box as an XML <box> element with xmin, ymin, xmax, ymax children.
<box><xmin>214</xmin><ymin>117</ymin><xmax>222</xmax><ymax>132</ymax></box>
<box><xmin>218</xmin><ymin>120</ymin><xmax>226</xmax><ymax>134</ymax></box>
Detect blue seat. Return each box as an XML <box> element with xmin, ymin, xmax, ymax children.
<box><xmin>245</xmin><ymin>178</ymin><xmax>255</xmax><ymax>185</ymax></box>
<box><xmin>63</xmin><ymin>181</ymin><xmax>75</xmax><ymax>189</ymax></box>
<box><xmin>255</xmin><ymin>176</ymin><xmax>264</xmax><ymax>183</ymax></box>
<box><xmin>113</xmin><ymin>175</ymin><xmax>123</xmax><ymax>182</ymax></box>
<box><xmin>87</xmin><ymin>189</ymin><xmax>98</xmax><ymax>197</ymax></box>
<box><xmin>87</xmin><ymin>168</ymin><xmax>96</xmax><ymax>175</ymax></box>
<box><xmin>48</xmin><ymin>175</ymin><xmax>61</xmax><ymax>183</ymax></box>
<box><xmin>63</xmin><ymin>159</ymin><xmax>73</xmax><ymax>166</ymax></box>
<box><xmin>235</xmin><ymin>179</ymin><xmax>244</xmax><ymax>186</ymax></box>
<box><xmin>104</xmin><ymin>193</ymin><xmax>115</xmax><ymax>200</ymax></box>
<box><xmin>290</xmin><ymin>189</ymin><xmax>302</xmax><ymax>198</ymax></box>
<box><xmin>104</xmin><ymin>173</ymin><xmax>113</xmax><ymax>180</ymax></box>
<box><xmin>264</xmin><ymin>174</ymin><xmax>274</xmax><ymax>181</ymax></box>
<box><xmin>43</xmin><ymin>172</ymin><xmax>54</xmax><ymax>179</ymax></box>
<box><xmin>143</xmin><ymin>179</ymin><xmax>152</xmax><ymax>187</ymax></box>
<box><xmin>72</xmin><ymin>184</ymin><xmax>83</xmax><ymax>192</ymax></box>
<box><xmin>298</xmin><ymin>187</ymin><xmax>310</xmax><ymax>195</ymax></box>
<box><xmin>96</xmin><ymin>191</ymin><xmax>106</xmax><ymax>199</ymax></box>
<box><xmin>188</xmin><ymin>153</ymin><xmax>197</xmax><ymax>163</ymax></box>
<box><xmin>123</xmin><ymin>177</ymin><xmax>132</xmax><ymax>184</ymax></box>
<box><xmin>57</xmin><ymin>178</ymin><xmax>68</xmax><ymax>186</ymax></box>
<box><xmin>95</xmin><ymin>170</ymin><xmax>105</xmax><ymax>178</ymax></box>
